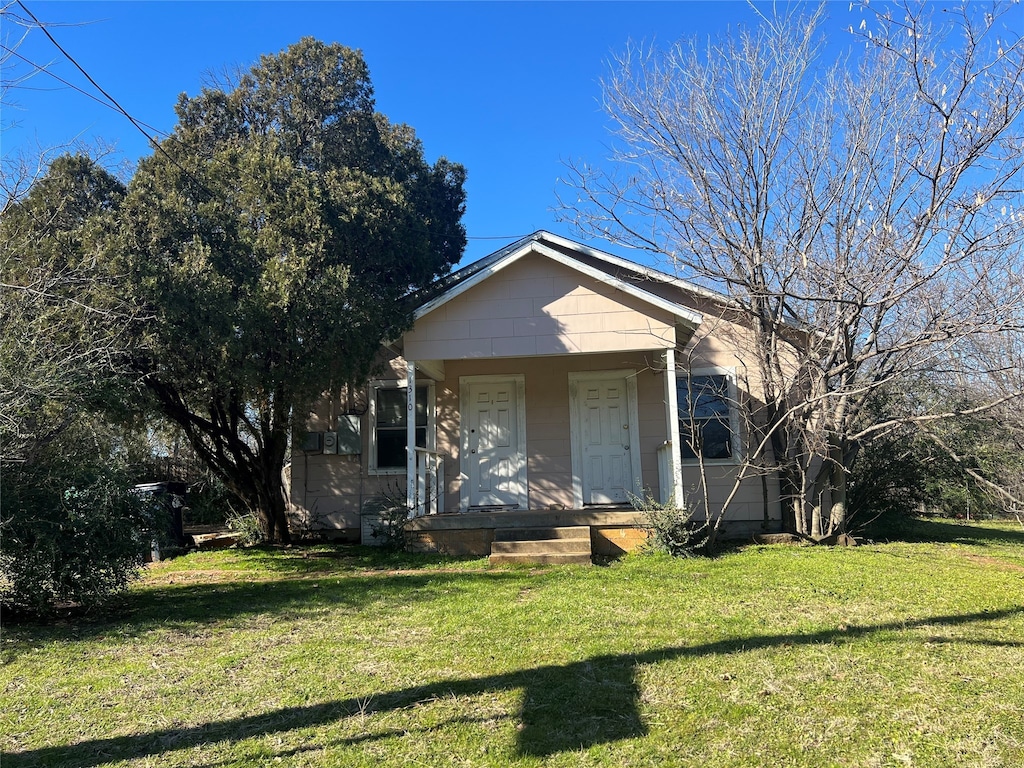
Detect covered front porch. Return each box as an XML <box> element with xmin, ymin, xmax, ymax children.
<box><xmin>401</xmin><ymin>350</ymin><xmax>691</xmax><ymax>523</ymax></box>
<box><xmin>381</xmin><ymin>231</ymin><xmax>713</xmax><ymax>560</ymax></box>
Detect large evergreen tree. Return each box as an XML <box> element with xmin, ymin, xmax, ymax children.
<box><xmin>115</xmin><ymin>38</ymin><xmax>466</xmax><ymax>542</ymax></box>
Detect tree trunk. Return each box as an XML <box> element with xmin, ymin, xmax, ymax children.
<box><xmin>254</xmin><ymin>477</ymin><xmax>291</xmax><ymax>544</ymax></box>
<box><xmin>785</xmin><ymin>471</ymin><xmax>806</xmax><ymax>536</ymax></box>
<box><xmin>253</xmin><ymin>414</ymin><xmax>292</xmax><ymax>544</ymax></box>
<box><xmin>771</xmin><ymin>433</ymin><xmax>803</xmax><ymax>534</ymax></box>
<box><xmin>146</xmin><ymin>380</ymin><xmax>294</xmax><ymax>544</ymax></box>
<box><xmin>761</xmin><ymin>472</ymin><xmax>771</xmax><ymax>530</ymax></box>
<box><xmin>809</xmin><ymin>459</ymin><xmax>830</xmax><ymax>539</ymax></box>
<box><xmin>810</xmin><ymin>498</ymin><xmax>823</xmax><ymax>539</ymax></box>
<box><xmin>828</xmin><ymin>449</ymin><xmax>848</xmax><ymax>536</ymax></box>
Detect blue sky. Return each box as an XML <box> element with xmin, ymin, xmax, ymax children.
<box><xmin>3</xmin><ymin>1</ymin><xmax>869</xmax><ymax>266</ymax></box>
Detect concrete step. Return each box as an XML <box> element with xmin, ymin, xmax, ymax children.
<box><xmin>493</xmin><ymin>526</ymin><xmax>591</xmax><ymax>542</ymax></box>
<box><xmin>491</xmin><ymin>539</ymin><xmax>591</xmax><ymax>555</ymax></box>
<box><xmin>488</xmin><ymin>552</ymin><xmax>593</xmax><ymax>566</ymax></box>
<box><xmin>489</xmin><ymin>525</ymin><xmax>592</xmax><ymax>566</ymax></box>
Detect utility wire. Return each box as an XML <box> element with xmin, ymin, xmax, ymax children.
<box><xmin>14</xmin><ymin>0</ymin><xmax>213</xmax><ymax>196</ymax></box>
<box><xmin>16</xmin><ymin>1</ymin><xmax>163</xmax><ymax>152</ymax></box>
<box><xmin>12</xmin><ymin>1</ymin><xmax>532</xmax><ymax>249</ymax></box>
<box><xmin>1</xmin><ymin>43</ymin><xmax>168</xmax><ymax>138</ymax></box>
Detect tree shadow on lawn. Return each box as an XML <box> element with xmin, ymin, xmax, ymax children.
<box><xmin>2</xmin><ymin>569</ymin><xmax>528</xmax><ymax>649</ymax></box>
<box><xmin>5</xmin><ymin>605</ymin><xmax>1021</xmax><ymax>767</ymax></box>
<box><xmin>876</xmin><ymin>518</ymin><xmax>1024</xmax><ymax>547</ymax></box>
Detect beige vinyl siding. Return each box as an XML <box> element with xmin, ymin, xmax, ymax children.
<box><xmin>291</xmin><ymin>255</ymin><xmax>785</xmax><ymax>530</ymax></box>
<box><xmin>404</xmin><ymin>254</ymin><xmax>677</xmax><ymax>361</ymax></box>
<box><xmin>289</xmin><ymin>453</ymin><xmax>365</xmax><ymax>533</ymax></box>
<box><xmin>289</xmin><ymin>355</ymin><xmax>409</xmax><ymax>535</ymax></box>
<box><xmin>292</xmin><ymin>346</ymin><xmax>783</xmax><ymax>528</ymax></box>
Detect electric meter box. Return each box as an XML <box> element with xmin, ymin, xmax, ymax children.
<box><xmin>336</xmin><ymin>415</ymin><xmax>362</xmax><ymax>454</ymax></box>
<box><xmin>322</xmin><ymin>431</ymin><xmax>339</xmax><ymax>454</ymax></box>
<box><xmin>301</xmin><ymin>431</ymin><xmax>323</xmax><ymax>452</ymax></box>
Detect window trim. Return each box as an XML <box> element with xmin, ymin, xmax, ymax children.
<box><xmin>676</xmin><ymin>366</ymin><xmax>741</xmax><ymax>465</ymax></box>
<box><xmin>367</xmin><ymin>379</ymin><xmax>435</xmax><ymax>475</ymax></box>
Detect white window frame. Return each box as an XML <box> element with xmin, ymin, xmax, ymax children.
<box><xmin>676</xmin><ymin>366</ymin><xmax>741</xmax><ymax>465</ymax></box>
<box><xmin>367</xmin><ymin>379</ymin><xmax>435</xmax><ymax>475</ymax></box>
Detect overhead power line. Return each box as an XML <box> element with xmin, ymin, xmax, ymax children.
<box><xmin>1</xmin><ymin>43</ymin><xmax>167</xmax><ymax>138</ymax></box>
<box><xmin>15</xmin><ymin>1</ymin><xmax>160</xmax><ymax>149</ymax></box>
<box><xmin>14</xmin><ymin>0</ymin><xmax>213</xmax><ymax>195</ymax></box>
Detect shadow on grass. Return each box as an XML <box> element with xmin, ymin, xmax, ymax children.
<box><xmin>874</xmin><ymin>518</ymin><xmax>1024</xmax><ymax>547</ymax></box>
<box><xmin>1</xmin><ymin>567</ymin><xmax>526</xmax><ymax>647</ymax></box>
<box><xmin>202</xmin><ymin>544</ymin><xmax>488</xmax><ymax>576</ymax></box>
<box><xmin>5</xmin><ymin>605</ymin><xmax>1021</xmax><ymax>766</ymax></box>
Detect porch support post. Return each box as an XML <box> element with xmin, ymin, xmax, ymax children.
<box><xmin>664</xmin><ymin>348</ymin><xmax>684</xmax><ymax>506</ymax></box>
<box><xmin>406</xmin><ymin>361</ymin><xmax>417</xmax><ymax>517</ymax></box>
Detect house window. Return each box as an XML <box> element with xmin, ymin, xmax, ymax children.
<box><xmin>369</xmin><ymin>383</ymin><xmax>431</xmax><ymax>473</ymax></box>
<box><xmin>677</xmin><ymin>372</ymin><xmax>736</xmax><ymax>462</ymax></box>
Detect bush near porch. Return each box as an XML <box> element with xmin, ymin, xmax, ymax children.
<box><xmin>2</xmin><ymin>520</ymin><xmax>1022</xmax><ymax>767</ymax></box>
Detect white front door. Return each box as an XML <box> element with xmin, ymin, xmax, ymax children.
<box><xmin>462</xmin><ymin>376</ymin><xmax>526</xmax><ymax>509</ymax></box>
<box><xmin>570</xmin><ymin>372</ymin><xmax>642</xmax><ymax>506</ymax></box>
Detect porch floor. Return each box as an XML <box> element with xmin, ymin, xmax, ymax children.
<box><xmin>406</xmin><ymin>506</ymin><xmax>645</xmax><ymax>531</ymax></box>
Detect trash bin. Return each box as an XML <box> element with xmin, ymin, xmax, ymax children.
<box><xmin>133</xmin><ymin>481</ymin><xmax>188</xmax><ymax>558</ymax></box>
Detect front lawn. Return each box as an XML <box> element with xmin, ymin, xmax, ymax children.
<box><xmin>3</xmin><ymin>520</ymin><xmax>1023</xmax><ymax>767</ymax></box>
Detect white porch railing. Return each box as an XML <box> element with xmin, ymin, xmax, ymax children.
<box><xmin>412</xmin><ymin>447</ymin><xmax>444</xmax><ymax>517</ymax></box>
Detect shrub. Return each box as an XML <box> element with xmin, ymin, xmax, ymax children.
<box><xmin>226</xmin><ymin>506</ymin><xmax>264</xmax><ymax>547</ymax></box>
<box><xmin>630</xmin><ymin>492</ymin><xmax>708</xmax><ymax>557</ymax></box>
<box><xmin>362</xmin><ymin>498</ymin><xmax>410</xmax><ymax>550</ymax></box>
<box><xmin>1</xmin><ymin>463</ymin><xmax>152</xmax><ymax>618</ymax></box>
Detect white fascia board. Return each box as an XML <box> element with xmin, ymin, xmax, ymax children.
<box><xmin>529</xmin><ymin>241</ymin><xmax>703</xmax><ymax>328</ymax></box>
<box><xmin>411</xmin><ymin>228</ymin><xmax>716</xmax><ymax>330</ymax></box>
<box><xmin>412</xmin><ymin>241</ymin><xmax>539</xmax><ymax>321</ymax></box>
<box><xmin>534</xmin><ymin>231</ymin><xmax>729</xmax><ymax>305</ymax></box>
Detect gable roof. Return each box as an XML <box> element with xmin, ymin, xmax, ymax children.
<box><xmin>413</xmin><ymin>230</ymin><xmax>707</xmax><ymax>330</ymax></box>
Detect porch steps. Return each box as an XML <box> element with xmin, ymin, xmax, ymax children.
<box><xmin>489</xmin><ymin>526</ymin><xmax>592</xmax><ymax>565</ymax></box>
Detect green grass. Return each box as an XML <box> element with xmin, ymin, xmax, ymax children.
<box><xmin>3</xmin><ymin>520</ymin><xmax>1023</xmax><ymax>767</ymax></box>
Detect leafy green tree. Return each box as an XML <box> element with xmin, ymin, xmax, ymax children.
<box><xmin>114</xmin><ymin>38</ymin><xmax>466</xmax><ymax>542</ymax></box>
<box><xmin>846</xmin><ymin>376</ymin><xmax>1023</xmax><ymax>535</ymax></box>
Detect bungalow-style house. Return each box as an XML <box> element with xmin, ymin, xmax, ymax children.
<box><xmin>289</xmin><ymin>231</ymin><xmax>783</xmax><ymax>560</ymax></box>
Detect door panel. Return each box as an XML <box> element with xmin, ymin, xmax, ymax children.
<box><xmin>467</xmin><ymin>379</ymin><xmax>523</xmax><ymax>508</ymax></box>
<box><xmin>578</xmin><ymin>377</ymin><xmax>635</xmax><ymax>505</ymax></box>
